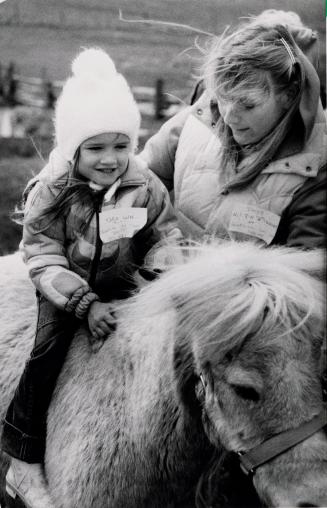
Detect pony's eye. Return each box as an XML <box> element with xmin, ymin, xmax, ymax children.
<box><xmin>231</xmin><ymin>384</ymin><xmax>260</xmax><ymax>402</ymax></box>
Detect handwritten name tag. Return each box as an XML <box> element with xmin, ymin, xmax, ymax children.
<box><xmin>99</xmin><ymin>207</ymin><xmax>147</xmax><ymax>243</ymax></box>
<box><xmin>229</xmin><ymin>205</ymin><xmax>280</xmax><ymax>244</ymax></box>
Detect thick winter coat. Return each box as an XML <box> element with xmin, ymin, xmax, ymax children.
<box><xmin>140</xmin><ymin>37</ymin><xmax>326</xmax><ymax>248</ymax></box>
<box><xmin>22</xmin><ymin>153</ymin><xmax>182</xmax><ymax>316</ymax></box>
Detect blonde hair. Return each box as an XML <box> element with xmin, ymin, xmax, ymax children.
<box><xmin>202</xmin><ymin>23</ymin><xmax>304</xmax><ymax>191</ymax></box>
<box><xmin>22</xmin><ymin>150</ymin><xmax>100</xmax><ymax>233</ymax></box>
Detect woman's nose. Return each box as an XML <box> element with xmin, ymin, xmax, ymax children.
<box><xmin>222</xmin><ymin>104</ymin><xmax>241</xmax><ymax>125</ymax></box>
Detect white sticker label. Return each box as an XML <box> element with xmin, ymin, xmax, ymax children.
<box><xmin>99</xmin><ymin>207</ymin><xmax>147</xmax><ymax>243</ymax></box>
<box><xmin>229</xmin><ymin>205</ymin><xmax>280</xmax><ymax>244</ymax></box>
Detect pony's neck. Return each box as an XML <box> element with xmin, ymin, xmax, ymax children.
<box><xmin>119</xmin><ymin>307</ymin><xmax>212</xmax><ymax>468</ymax></box>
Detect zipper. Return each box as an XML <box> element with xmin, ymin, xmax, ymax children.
<box><xmin>89</xmin><ymin>200</ymin><xmax>103</xmax><ymax>288</ymax></box>
<box><xmin>88</xmin><ymin>176</ymin><xmax>146</xmax><ymax>287</ymax></box>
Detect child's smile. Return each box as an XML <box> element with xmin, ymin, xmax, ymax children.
<box><xmin>78</xmin><ymin>132</ymin><xmax>131</xmax><ymax>188</ymax></box>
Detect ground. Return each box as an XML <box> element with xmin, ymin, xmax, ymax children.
<box><xmin>0</xmin><ymin>0</ymin><xmax>325</xmax><ymax>96</ymax></box>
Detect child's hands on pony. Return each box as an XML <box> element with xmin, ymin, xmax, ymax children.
<box><xmin>87</xmin><ymin>301</ymin><xmax>116</xmax><ymax>352</ymax></box>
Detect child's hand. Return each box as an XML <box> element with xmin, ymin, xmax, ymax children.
<box><xmin>87</xmin><ymin>301</ymin><xmax>116</xmax><ymax>342</ymax></box>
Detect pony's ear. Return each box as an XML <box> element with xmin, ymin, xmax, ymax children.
<box><xmin>173</xmin><ymin>335</ymin><xmax>202</xmax><ymax>419</ymax></box>
<box><xmin>171</xmin><ymin>293</ymin><xmax>202</xmax><ymax>417</ymax></box>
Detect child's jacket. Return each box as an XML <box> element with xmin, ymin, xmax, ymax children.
<box><xmin>22</xmin><ymin>151</ymin><xmax>182</xmax><ymax>318</ymax></box>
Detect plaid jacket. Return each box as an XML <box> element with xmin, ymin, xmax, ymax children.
<box><xmin>22</xmin><ymin>154</ymin><xmax>182</xmax><ymax>318</ymax></box>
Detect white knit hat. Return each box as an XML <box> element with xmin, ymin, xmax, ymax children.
<box><xmin>54</xmin><ymin>48</ymin><xmax>141</xmax><ymax>161</ymax></box>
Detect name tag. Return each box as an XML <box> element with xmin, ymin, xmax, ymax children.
<box><xmin>229</xmin><ymin>205</ymin><xmax>280</xmax><ymax>244</ymax></box>
<box><xmin>99</xmin><ymin>207</ymin><xmax>147</xmax><ymax>243</ymax></box>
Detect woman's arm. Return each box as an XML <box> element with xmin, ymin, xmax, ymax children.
<box><xmin>273</xmin><ymin>164</ymin><xmax>327</xmax><ymax>248</ymax></box>
<box><xmin>138</xmin><ymin>106</ymin><xmax>190</xmax><ymax>191</ymax></box>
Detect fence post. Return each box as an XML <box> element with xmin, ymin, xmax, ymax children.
<box><xmin>154</xmin><ymin>78</ymin><xmax>165</xmax><ymax>120</ymax></box>
<box><xmin>41</xmin><ymin>67</ymin><xmax>55</xmax><ymax>109</ymax></box>
<box><xmin>0</xmin><ymin>62</ymin><xmax>3</xmax><ymax>98</ymax></box>
<box><xmin>320</xmin><ymin>84</ymin><xmax>326</xmax><ymax>109</ymax></box>
<box><xmin>3</xmin><ymin>62</ymin><xmax>17</xmax><ymax>106</ymax></box>
<box><xmin>44</xmin><ymin>81</ymin><xmax>56</xmax><ymax>109</ymax></box>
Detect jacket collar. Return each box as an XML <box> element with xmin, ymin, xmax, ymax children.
<box><xmin>119</xmin><ymin>155</ymin><xmax>148</xmax><ymax>187</ymax></box>
<box><xmin>262</xmin><ymin>118</ymin><xmax>327</xmax><ymax>178</ymax></box>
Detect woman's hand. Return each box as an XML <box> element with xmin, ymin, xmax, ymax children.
<box><xmin>87</xmin><ymin>301</ymin><xmax>116</xmax><ymax>351</ymax></box>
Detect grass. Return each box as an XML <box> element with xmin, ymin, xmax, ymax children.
<box><xmin>0</xmin><ymin>156</ymin><xmax>43</xmax><ymax>255</ymax></box>
<box><xmin>0</xmin><ymin>0</ymin><xmax>325</xmax><ymax>97</ymax></box>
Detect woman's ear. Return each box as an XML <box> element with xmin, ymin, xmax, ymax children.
<box><xmin>280</xmin><ymin>79</ymin><xmax>300</xmax><ymax>109</ymax></box>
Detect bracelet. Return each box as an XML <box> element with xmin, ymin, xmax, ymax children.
<box><xmin>65</xmin><ymin>286</ymin><xmax>90</xmax><ymax>313</ymax></box>
<box><xmin>75</xmin><ymin>292</ymin><xmax>100</xmax><ymax>320</ymax></box>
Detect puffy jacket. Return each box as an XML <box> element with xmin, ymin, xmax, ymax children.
<box><xmin>22</xmin><ymin>153</ymin><xmax>182</xmax><ymax>318</ymax></box>
<box><xmin>140</xmin><ymin>32</ymin><xmax>326</xmax><ymax>248</ymax></box>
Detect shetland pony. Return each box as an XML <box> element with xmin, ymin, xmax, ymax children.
<box><xmin>0</xmin><ymin>242</ymin><xmax>326</xmax><ymax>508</ymax></box>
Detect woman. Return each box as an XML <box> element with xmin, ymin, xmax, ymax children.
<box><xmin>140</xmin><ymin>10</ymin><xmax>326</xmax><ymax>247</ymax></box>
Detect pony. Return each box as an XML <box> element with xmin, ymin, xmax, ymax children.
<box><xmin>0</xmin><ymin>242</ymin><xmax>326</xmax><ymax>508</ymax></box>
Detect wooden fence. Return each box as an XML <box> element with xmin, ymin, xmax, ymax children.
<box><xmin>0</xmin><ymin>61</ymin><xmax>183</xmax><ymax>120</ymax></box>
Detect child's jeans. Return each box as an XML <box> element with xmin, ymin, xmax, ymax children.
<box><xmin>1</xmin><ymin>293</ymin><xmax>79</xmax><ymax>463</ymax></box>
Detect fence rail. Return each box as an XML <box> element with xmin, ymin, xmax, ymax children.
<box><xmin>0</xmin><ymin>61</ymin><xmax>183</xmax><ymax>120</ymax></box>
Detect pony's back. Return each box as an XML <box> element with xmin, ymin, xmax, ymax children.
<box><xmin>0</xmin><ymin>243</ymin><xmax>325</xmax><ymax>508</ymax></box>
<box><xmin>0</xmin><ymin>252</ymin><xmax>35</xmax><ymax>415</ymax></box>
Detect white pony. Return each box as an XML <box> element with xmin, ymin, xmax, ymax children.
<box><xmin>0</xmin><ymin>242</ymin><xmax>326</xmax><ymax>508</ymax></box>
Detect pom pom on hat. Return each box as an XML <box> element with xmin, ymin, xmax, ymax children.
<box><xmin>55</xmin><ymin>47</ymin><xmax>141</xmax><ymax>161</ymax></box>
<box><xmin>71</xmin><ymin>47</ymin><xmax>117</xmax><ymax>80</ymax></box>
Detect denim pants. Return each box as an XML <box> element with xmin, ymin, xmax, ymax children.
<box><xmin>1</xmin><ymin>294</ymin><xmax>79</xmax><ymax>463</ymax></box>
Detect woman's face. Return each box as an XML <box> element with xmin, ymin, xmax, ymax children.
<box><xmin>216</xmin><ymin>80</ymin><xmax>288</xmax><ymax>146</ymax></box>
<box><xmin>78</xmin><ymin>132</ymin><xmax>131</xmax><ymax>188</ymax></box>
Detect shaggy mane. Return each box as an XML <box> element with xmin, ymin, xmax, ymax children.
<box><xmin>117</xmin><ymin>242</ymin><xmax>325</xmax><ymax>357</ymax></box>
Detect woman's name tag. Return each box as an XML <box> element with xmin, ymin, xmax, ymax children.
<box><xmin>229</xmin><ymin>205</ymin><xmax>280</xmax><ymax>244</ymax></box>
<box><xmin>99</xmin><ymin>207</ymin><xmax>147</xmax><ymax>243</ymax></box>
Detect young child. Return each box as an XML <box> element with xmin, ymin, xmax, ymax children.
<box><xmin>1</xmin><ymin>48</ymin><xmax>182</xmax><ymax>508</ymax></box>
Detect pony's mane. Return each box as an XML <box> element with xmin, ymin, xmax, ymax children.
<box><xmin>117</xmin><ymin>242</ymin><xmax>325</xmax><ymax>356</ymax></box>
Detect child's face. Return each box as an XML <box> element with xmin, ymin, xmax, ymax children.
<box><xmin>78</xmin><ymin>133</ymin><xmax>131</xmax><ymax>188</ymax></box>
